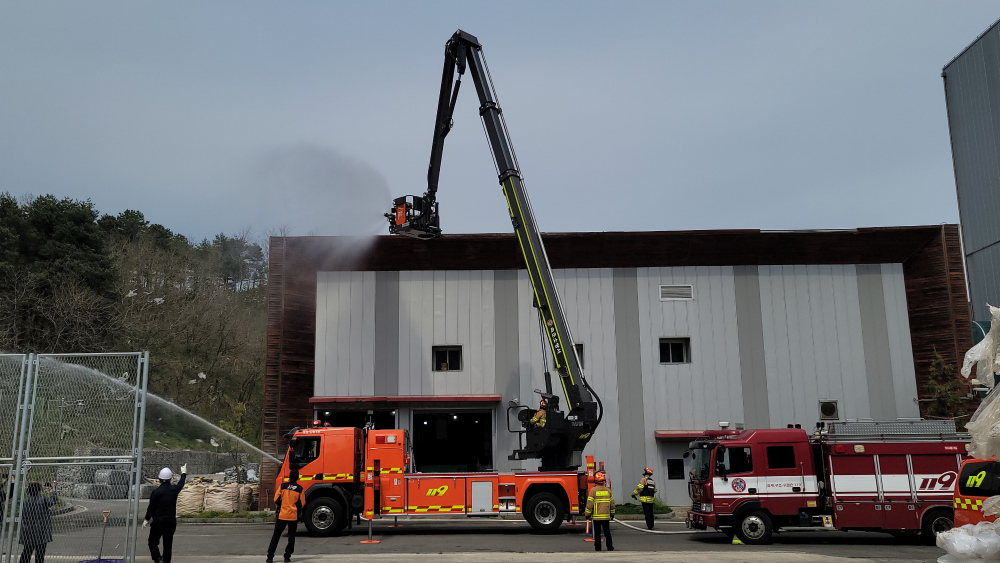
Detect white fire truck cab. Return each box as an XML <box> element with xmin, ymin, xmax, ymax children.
<box><xmin>685</xmin><ymin>420</ymin><xmax>968</xmax><ymax>544</ymax></box>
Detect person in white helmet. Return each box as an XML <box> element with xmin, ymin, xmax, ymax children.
<box><xmin>143</xmin><ymin>465</ymin><xmax>186</xmax><ymax>563</ymax></box>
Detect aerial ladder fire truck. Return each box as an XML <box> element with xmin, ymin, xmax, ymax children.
<box><xmin>274</xmin><ymin>30</ymin><xmax>606</xmax><ymax>535</ymax></box>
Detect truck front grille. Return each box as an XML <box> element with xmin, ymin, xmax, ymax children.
<box><xmin>691</xmin><ymin>501</ymin><xmax>701</xmax><ymax>512</ymax></box>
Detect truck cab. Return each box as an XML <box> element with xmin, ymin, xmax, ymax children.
<box><xmin>687</xmin><ymin>428</ymin><xmax>820</xmax><ymax>543</ymax></box>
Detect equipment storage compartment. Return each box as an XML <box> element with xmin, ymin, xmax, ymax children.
<box><xmin>470</xmin><ymin>480</ymin><xmax>495</xmax><ymax>515</ymax></box>
<box><xmin>407</xmin><ymin>476</ymin><xmax>467</xmax><ymax>513</ymax></box>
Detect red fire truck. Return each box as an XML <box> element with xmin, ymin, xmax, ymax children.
<box><xmin>685</xmin><ymin>420</ymin><xmax>969</xmax><ymax>544</ymax></box>
<box><xmin>274</xmin><ymin>426</ymin><xmax>603</xmax><ymax>535</ymax></box>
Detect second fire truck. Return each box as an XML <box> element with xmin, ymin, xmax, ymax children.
<box><xmin>686</xmin><ymin>420</ymin><xmax>968</xmax><ymax>544</ymax></box>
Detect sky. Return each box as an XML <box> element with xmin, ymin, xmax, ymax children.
<box><xmin>1</xmin><ymin>1</ymin><xmax>998</xmax><ymax>243</ymax></box>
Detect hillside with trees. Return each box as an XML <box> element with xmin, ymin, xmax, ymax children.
<box><xmin>0</xmin><ymin>192</ymin><xmax>267</xmax><ymax>445</ymax></box>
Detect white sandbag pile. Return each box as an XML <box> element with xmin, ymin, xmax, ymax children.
<box><xmin>204</xmin><ymin>484</ymin><xmax>240</xmax><ymax>512</ymax></box>
<box><xmin>176</xmin><ymin>484</ymin><xmax>206</xmax><ymax>516</ymax></box>
<box><xmin>937</xmin><ymin>522</ymin><xmax>1000</xmax><ymax>561</ymax></box>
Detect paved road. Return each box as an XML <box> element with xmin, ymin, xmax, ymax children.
<box><xmin>162</xmin><ymin>519</ymin><xmax>946</xmax><ymax>563</ymax></box>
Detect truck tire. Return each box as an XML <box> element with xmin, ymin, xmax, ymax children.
<box><xmin>524</xmin><ymin>492</ymin><xmax>564</xmax><ymax>532</ymax></box>
<box><xmin>304</xmin><ymin>497</ymin><xmax>347</xmax><ymax>536</ymax></box>
<box><xmin>735</xmin><ymin>510</ymin><xmax>772</xmax><ymax>545</ymax></box>
<box><xmin>921</xmin><ymin>509</ymin><xmax>953</xmax><ymax>545</ymax></box>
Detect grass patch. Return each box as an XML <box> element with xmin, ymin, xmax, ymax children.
<box><xmin>179</xmin><ymin>510</ymin><xmax>272</xmax><ymax>519</ymax></box>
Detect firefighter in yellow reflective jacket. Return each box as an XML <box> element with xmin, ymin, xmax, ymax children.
<box><xmin>585</xmin><ymin>471</ymin><xmax>615</xmax><ymax>551</ymax></box>
<box><xmin>632</xmin><ymin>467</ymin><xmax>657</xmax><ymax>529</ymax></box>
<box><xmin>529</xmin><ymin>399</ymin><xmax>547</xmax><ymax>428</ymax></box>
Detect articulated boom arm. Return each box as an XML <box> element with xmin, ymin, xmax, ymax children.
<box><xmin>386</xmin><ymin>30</ymin><xmax>601</xmax><ymax>471</ymax></box>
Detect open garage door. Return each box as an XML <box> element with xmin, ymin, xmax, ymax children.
<box><xmin>412</xmin><ymin>410</ymin><xmax>492</xmax><ymax>472</ymax></box>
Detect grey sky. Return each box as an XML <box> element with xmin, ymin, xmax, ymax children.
<box><xmin>1</xmin><ymin>1</ymin><xmax>997</xmax><ymax>242</ymax></box>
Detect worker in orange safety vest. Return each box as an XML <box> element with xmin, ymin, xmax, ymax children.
<box><xmin>266</xmin><ymin>470</ymin><xmax>305</xmax><ymax>563</ymax></box>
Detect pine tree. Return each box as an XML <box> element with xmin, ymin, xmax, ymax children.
<box><xmin>925</xmin><ymin>350</ymin><xmax>967</xmax><ymax>427</ymax></box>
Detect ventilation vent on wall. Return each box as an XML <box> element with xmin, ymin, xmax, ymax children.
<box><xmin>659</xmin><ymin>285</ymin><xmax>694</xmax><ymax>301</ymax></box>
<box><xmin>819</xmin><ymin>400</ymin><xmax>839</xmax><ymax>420</ymax></box>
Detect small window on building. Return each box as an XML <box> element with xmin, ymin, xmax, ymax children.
<box><xmin>766</xmin><ymin>446</ymin><xmax>796</xmax><ymax>469</ymax></box>
<box><xmin>432</xmin><ymin>346</ymin><xmax>462</xmax><ymax>371</ymax></box>
<box><xmin>574</xmin><ymin>343</ymin><xmax>585</xmax><ymax>369</ymax></box>
<box><xmin>667</xmin><ymin>459</ymin><xmax>685</xmax><ymax>480</ymax></box>
<box><xmin>722</xmin><ymin>447</ymin><xmax>753</xmax><ymax>474</ymax></box>
<box><xmin>659</xmin><ymin>338</ymin><xmax>691</xmax><ymax>364</ymax></box>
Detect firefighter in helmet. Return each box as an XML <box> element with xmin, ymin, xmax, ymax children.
<box><xmin>585</xmin><ymin>471</ymin><xmax>615</xmax><ymax>551</ymax></box>
<box><xmin>632</xmin><ymin>467</ymin><xmax>657</xmax><ymax>529</ymax></box>
<box><xmin>529</xmin><ymin>399</ymin><xmax>547</xmax><ymax>428</ymax></box>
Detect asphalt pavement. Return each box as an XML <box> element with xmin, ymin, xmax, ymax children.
<box><xmin>160</xmin><ymin>518</ymin><xmax>947</xmax><ymax>563</ymax></box>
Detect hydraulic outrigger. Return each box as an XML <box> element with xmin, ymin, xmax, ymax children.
<box><xmin>385</xmin><ymin>30</ymin><xmax>602</xmax><ymax>472</ymax></box>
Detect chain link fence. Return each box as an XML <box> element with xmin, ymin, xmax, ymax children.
<box><xmin>0</xmin><ymin>353</ymin><xmax>148</xmax><ymax>563</ymax></box>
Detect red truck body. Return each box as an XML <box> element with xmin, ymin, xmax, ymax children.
<box><xmin>685</xmin><ymin>421</ymin><xmax>968</xmax><ymax>544</ymax></box>
<box><xmin>275</xmin><ymin>426</ymin><xmax>602</xmax><ymax>535</ymax></box>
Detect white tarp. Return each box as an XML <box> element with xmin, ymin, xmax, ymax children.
<box><xmin>962</xmin><ymin>305</ymin><xmax>1000</xmax><ymax>388</ymax></box>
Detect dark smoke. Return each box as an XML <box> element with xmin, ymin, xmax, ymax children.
<box><xmin>249</xmin><ymin>145</ymin><xmax>391</xmax><ymax>237</ymax></box>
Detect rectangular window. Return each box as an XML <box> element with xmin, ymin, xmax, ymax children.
<box><xmin>667</xmin><ymin>459</ymin><xmax>685</xmax><ymax>480</ymax></box>
<box><xmin>574</xmin><ymin>343</ymin><xmax>585</xmax><ymax>369</ymax></box>
<box><xmin>290</xmin><ymin>437</ymin><xmax>320</xmax><ymax>467</ymax></box>
<box><xmin>766</xmin><ymin>446</ymin><xmax>796</xmax><ymax>469</ymax></box>
<box><xmin>722</xmin><ymin>447</ymin><xmax>753</xmax><ymax>474</ymax></box>
<box><xmin>432</xmin><ymin>346</ymin><xmax>462</xmax><ymax>371</ymax></box>
<box><xmin>658</xmin><ymin>338</ymin><xmax>691</xmax><ymax>364</ymax></box>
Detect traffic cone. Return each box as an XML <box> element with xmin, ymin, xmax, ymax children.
<box><xmin>731</xmin><ymin>536</ymin><xmax>743</xmax><ymax>545</ymax></box>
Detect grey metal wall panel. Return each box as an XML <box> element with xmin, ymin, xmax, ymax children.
<box><xmin>881</xmin><ymin>264</ymin><xmax>920</xmax><ymax>417</ymax></box>
<box><xmin>314</xmin><ymin>271</ymin><xmax>376</xmax><ymax>397</ymax></box>
<box><xmin>967</xmin><ymin>246</ymin><xmax>1000</xmax><ymax>321</ymax></box>
<box><xmin>945</xmin><ymin>23</ymin><xmax>1000</xmax><ymax>321</ymax></box>
<box><xmin>374</xmin><ymin>272</ymin><xmax>400</xmax><ymax>396</ymax></box>
<box><xmin>758</xmin><ymin>265</ymin><xmax>871</xmax><ymax>425</ymax></box>
<box><xmin>733</xmin><ymin>266</ymin><xmax>769</xmax><ymax>429</ymax></box>
<box><xmin>397</xmin><ymin>271</ymin><xmax>496</xmax><ymax>397</ymax></box>
<box><xmin>613</xmin><ymin>268</ymin><xmax>646</xmax><ymax>498</ymax></box>
<box><xmin>856</xmin><ymin>264</ymin><xmax>897</xmax><ymax>421</ymax></box>
<box><xmin>493</xmin><ymin>270</ymin><xmax>520</xmax><ymax>471</ymax></box>
<box><xmin>635</xmin><ymin>266</ymin><xmax>743</xmax><ymax>503</ymax></box>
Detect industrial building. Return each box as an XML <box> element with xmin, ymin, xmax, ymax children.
<box><xmin>263</xmin><ymin>226</ymin><xmax>971</xmax><ymax>506</ymax></box>
<box><xmin>944</xmin><ymin>16</ymin><xmax>1000</xmax><ymax>324</ymax></box>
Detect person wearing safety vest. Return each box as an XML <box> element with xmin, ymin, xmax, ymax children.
<box><xmin>530</xmin><ymin>399</ymin><xmax>547</xmax><ymax>428</ymax></box>
<box><xmin>585</xmin><ymin>471</ymin><xmax>615</xmax><ymax>551</ymax></box>
<box><xmin>266</xmin><ymin>469</ymin><xmax>305</xmax><ymax>563</ymax></box>
<box><xmin>632</xmin><ymin>467</ymin><xmax>657</xmax><ymax>530</ymax></box>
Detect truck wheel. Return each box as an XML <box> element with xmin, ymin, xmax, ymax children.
<box><xmin>304</xmin><ymin>497</ymin><xmax>347</xmax><ymax>536</ymax></box>
<box><xmin>921</xmin><ymin>509</ymin><xmax>953</xmax><ymax>545</ymax></box>
<box><xmin>735</xmin><ymin>511</ymin><xmax>772</xmax><ymax>545</ymax></box>
<box><xmin>524</xmin><ymin>492</ymin><xmax>564</xmax><ymax>532</ymax></box>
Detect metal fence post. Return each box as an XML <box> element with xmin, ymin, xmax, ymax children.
<box><xmin>128</xmin><ymin>352</ymin><xmax>149</xmax><ymax>563</ymax></box>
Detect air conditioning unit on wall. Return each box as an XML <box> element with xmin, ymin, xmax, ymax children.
<box><xmin>819</xmin><ymin>400</ymin><xmax>839</xmax><ymax>420</ymax></box>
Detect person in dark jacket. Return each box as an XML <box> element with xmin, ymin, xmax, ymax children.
<box><xmin>266</xmin><ymin>470</ymin><xmax>304</xmax><ymax>563</ymax></box>
<box><xmin>143</xmin><ymin>465</ymin><xmax>186</xmax><ymax>563</ymax></box>
<box><xmin>18</xmin><ymin>481</ymin><xmax>57</xmax><ymax>563</ymax></box>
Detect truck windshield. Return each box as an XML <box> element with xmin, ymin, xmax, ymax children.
<box><xmin>690</xmin><ymin>448</ymin><xmax>712</xmax><ymax>480</ymax></box>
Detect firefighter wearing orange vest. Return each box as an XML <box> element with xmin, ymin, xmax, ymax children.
<box><xmin>266</xmin><ymin>469</ymin><xmax>305</xmax><ymax>563</ymax></box>
<box><xmin>585</xmin><ymin>471</ymin><xmax>615</xmax><ymax>551</ymax></box>
<box><xmin>632</xmin><ymin>467</ymin><xmax>657</xmax><ymax>529</ymax></box>
<box><xmin>530</xmin><ymin>399</ymin><xmax>547</xmax><ymax>428</ymax></box>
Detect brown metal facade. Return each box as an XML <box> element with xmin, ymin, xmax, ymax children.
<box><xmin>261</xmin><ymin>225</ymin><xmax>973</xmax><ymax>501</ymax></box>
